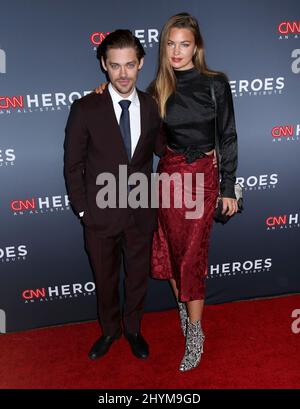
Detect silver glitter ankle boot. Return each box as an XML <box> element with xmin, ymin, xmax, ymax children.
<box><xmin>179</xmin><ymin>319</ymin><xmax>205</xmax><ymax>372</ymax></box>
<box><xmin>178</xmin><ymin>301</ymin><xmax>188</xmax><ymax>336</ymax></box>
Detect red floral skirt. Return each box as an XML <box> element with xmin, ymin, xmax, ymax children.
<box><xmin>151</xmin><ymin>148</ymin><xmax>219</xmax><ymax>302</ymax></box>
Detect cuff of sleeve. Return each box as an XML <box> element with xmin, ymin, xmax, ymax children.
<box><xmin>69</xmin><ymin>197</ymin><xmax>88</xmax><ymax>216</ymax></box>
<box><xmin>220</xmin><ymin>182</ymin><xmax>236</xmax><ymax>199</ymax></box>
<box><xmin>79</xmin><ymin>211</ymin><xmax>84</xmax><ymax>218</ymax></box>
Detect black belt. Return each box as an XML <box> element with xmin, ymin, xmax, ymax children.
<box><xmin>168</xmin><ymin>144</ymin><xmax>209</xmax><ymax>164</ymax></box>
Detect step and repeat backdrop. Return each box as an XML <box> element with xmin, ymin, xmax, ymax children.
<box><xmin>0</xmin><ymin>0</ymin><xmax>299</xmax><ymax>332</ymax></box>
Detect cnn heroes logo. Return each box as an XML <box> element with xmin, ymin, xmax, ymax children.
<box><xmin>278</xmin><ymin>20</ymin><xmax>300</xmax><ymax>40</ymax></box>
<box><xmin>0</xmin><ymin>245</ymin><xmax>27</xmax><ymax>263</ymax></box>
<box><xmin>22</xmin><ymin>281</ymin><xmax>96</xmax><ymax>303</ymax></box>
<box><xmin>266</xmin><ymin>212</ymin><xmax>300</xmax><ymax>231</ymax></box>
<box><xmin>208</xmin><ymin>258</ymin><xmax>272</xmax><ymax>279</ymax></box>
<box><xmin>230</xmin><ymin>77</ymin><xmax>284</xmax><ymax>97</ymax></box>
<box><xmin>236</xmin><ymin>173</ymin><xmax>278</xmax><ymax>191</ymax></box>
<box><xmin>11</xmin><ymin>194</ymin><xmax>70</xmax><ymax>216</ymax></box>
<box><xmin>0</xmin><ymin>148</ymin><xmax>15</xmax><ymax>167</ymax></box>
<box><xmin>0</xmin><ymin>90</ymin><xmax>91</xmax><ymax>115</ymax></box>
<box><xmin>272</xmin><ymin>123</ymin><xmax>300</xmax><ymax>143</ymax></box>
<box><xmin>90</xmin><ymin>28</ymin><xmax>159</xmax><ymax>50</ymax></box>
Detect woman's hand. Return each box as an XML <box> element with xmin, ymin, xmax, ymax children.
<box><xmin>94</xmin><ymin>82</ymin><xmax>108</xmax><ymax>94</ymax></box>
<box><xmin>213</xmin><ymin>150</ymin><xmax>217</xmax><ymax>168</ymax></box>
<box><xmin>221</xmin><ymin>197</ymin><xmax>238</xmax><ymax>216</ymax></box>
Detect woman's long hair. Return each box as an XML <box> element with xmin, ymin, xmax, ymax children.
<box><xmin>152</xmin><ymin>13</ymin><xmax>222</xmax><ymax>118</ymax></box>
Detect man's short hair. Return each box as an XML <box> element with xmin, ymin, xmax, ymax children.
<box><xmin>97</xmin><ymin>29</ymin><xmax>145</xmax><ymax>62</ymax></box>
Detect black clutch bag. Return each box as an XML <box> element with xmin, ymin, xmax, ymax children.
<box><xmin>214</xmin><ymin>183</ymin><xmax>243</xmax><ymax>224</ymax></box>
<box><xmin>210</xmin><ymin>78</ymin><xmax>243</xmax><ymax>224</ymax></box>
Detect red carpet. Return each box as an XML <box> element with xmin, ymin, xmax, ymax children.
<box><xmin>1</xmin><ymin>295</ymin><xmax>299</xmax><ymax>389</ymax></box>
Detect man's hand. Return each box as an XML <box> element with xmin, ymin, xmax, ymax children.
<box><xmin>94</xmin><ymin>82</ymin><xmax>108</xmax><ymax>94</ymax></box>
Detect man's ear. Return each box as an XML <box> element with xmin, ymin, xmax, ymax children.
<box><xmin>101</xmin><ymin>57</ymin><xmax>107</xmax><ymax>71</ymax></box>
<box><xmin>138</xmin><ymin>57</ymin><xmax>144</xmax><ymax>70</ymax></box>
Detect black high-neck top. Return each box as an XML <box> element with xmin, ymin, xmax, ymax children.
<box><xmin>164</xmin><ymin>67</ymin><xmax>238</xmax><ymax>199</ymax></box>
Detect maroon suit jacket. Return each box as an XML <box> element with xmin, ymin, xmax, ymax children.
<box><xmin>64</xmin><ymin>87</ymin><xmax>165</xmax><ymax>236</ymax></box>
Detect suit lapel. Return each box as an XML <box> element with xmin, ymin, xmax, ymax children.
<box><xmin>131</xmin><ymin>90</ymin><xmax>148</xmax><ymax>163</ymax></box>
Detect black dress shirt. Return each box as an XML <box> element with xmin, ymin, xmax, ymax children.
<box><xmin>164</xmin><ymin>67</ymin><xmax>238</xmax><ymax>199</ymax></box>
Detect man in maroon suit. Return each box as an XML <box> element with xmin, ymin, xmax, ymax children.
<box><xmin>64</xmin><ymin>30</ymin><xmax>164</xmax><ymax>360</ymax></box>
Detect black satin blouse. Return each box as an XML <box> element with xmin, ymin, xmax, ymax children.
<box><xmin>164</xmin><ymin>67</ymin><xmax>238</xmax><ymax>199</ymax></box>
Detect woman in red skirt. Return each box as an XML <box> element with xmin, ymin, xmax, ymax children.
<box><xmin>151</xmin><ymin>13</ymin><xmax>238</xmax><ymax>371</ymax></box>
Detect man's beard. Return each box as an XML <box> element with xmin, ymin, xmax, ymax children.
<box><xmin>113</xmin><ymin>78</ymin><xmax>134</xmax><ymax>95</ymax></box>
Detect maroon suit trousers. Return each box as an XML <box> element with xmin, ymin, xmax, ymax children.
<box><xmin>84</xmin><ymin>214</ymin><xmax>153</xmax><ymax>335</ymax></box>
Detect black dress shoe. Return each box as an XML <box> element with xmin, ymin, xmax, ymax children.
<box><xmin>88</xmin><ymin>331</ymin><xmax>122</xmax><ymax>360</ymax></box>
<box><xmin>124</xmin><ymin>332</ymin><xmax>149</xmax><ymax>359</ymax></box>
